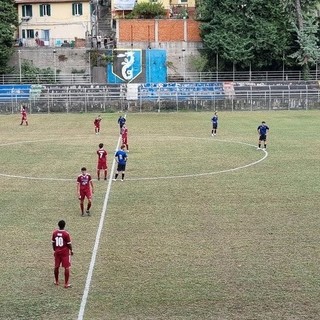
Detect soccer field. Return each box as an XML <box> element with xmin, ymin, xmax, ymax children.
<box><xmin>0</xmin><ymin>111</ymin><xmax>320</xmax><ymax>320</ymax></box>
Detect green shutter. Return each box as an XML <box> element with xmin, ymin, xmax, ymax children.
<box><xmin>40</xmin><ymin>5</ymin><xmax>43</xmax><ymax>17</ymax></box>
<box><xmin>47</xmin><ymin>5</ymin><xmax>51</xmax><ymax>16</ymax></box>
<box><xmin>79</xmin><ymin>3</ymin><xmax>83</xmax><ymax>15</ymax></box>
<box><xmin>29</xmin><ymin>5</ymin><xmax>32</xmax><ymax>17</ymax></box>
<box><xmin>72</xmin><ymin>3</ymin><xmax>75</xmax><ymax>15</ymax></box>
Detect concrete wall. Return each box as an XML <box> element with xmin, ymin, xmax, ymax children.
<box><xmin>10</xmin><ymin>48</ymin><xmax>90</xmax><ymax>74</ymax></box>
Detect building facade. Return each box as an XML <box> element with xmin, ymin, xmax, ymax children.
<box><xmin>15</xmin><ymin>0</ymin><xmax>91</xmax><ymax>47</ymax></box>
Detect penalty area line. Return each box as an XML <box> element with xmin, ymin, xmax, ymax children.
<box><xmin>77</xmin><ymin>133</ymin><xmax>122</xmax><ymax>320</ymax></box>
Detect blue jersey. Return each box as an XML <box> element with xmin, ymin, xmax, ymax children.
<box><xmin>115</xmin><ymin>150</ymin><xmax>127</xmax><ymax>165</ymax></box>
<box><xmin>118</xmin><ymin>117</ymin><xmax>126</xmax><ymax>126</ymax></box>
<box><xmin>257</xmin><ymin>124</ymin><xmax>269</xmax><ymax>135</ymax></box>
<box><xmin>211</xmin><ymin>115</ymin><xmax>218</xmax><ymax>124</ymax></box>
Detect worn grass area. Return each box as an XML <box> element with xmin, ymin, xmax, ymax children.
<box><xmin>0</xmin><ymin>111</ymin><xmax>319</xmax><ymax>320</ymax></box>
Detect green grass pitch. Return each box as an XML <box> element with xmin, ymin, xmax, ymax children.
<box><xmin>0</xmin><ymin>111</ymin><xmax>320</xmax><ymax>320</ymax></box>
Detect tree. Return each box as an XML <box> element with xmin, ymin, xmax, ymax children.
<box><xmin>284</xmin><ymin>0</ymin><xmax>320</xmax><ymax>78</ymax></box>
<box><xmin>199</xmin><ymin>0</ymin><xmax>296</xmax><ymax>71</ymax></box>
<box><xmin>0</xmin><ymin>0</ymin><xmax>18</xmax><ymax>73</ymax></box>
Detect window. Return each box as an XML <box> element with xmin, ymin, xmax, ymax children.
<box><xmin>22</xmin><ymin>5</ymin><xmax>33</xmax><ymax>17</ymax></box>
<box><xmin>72</xmin><ymin>3</ymin><xmax>83</xmax><ymax>16</ymax></box>
<box><xmin>40</xmin><ymin>4</ymin><xmax>51</xmax><ymax>16</ymax></box>
<box><xmin>22</xmin><ymin>29</ymin><xmax>35</xmax><ymax>38</ymax></box>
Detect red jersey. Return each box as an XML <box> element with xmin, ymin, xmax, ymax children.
<box><xmin>52</xmin><ymin>229</ymin><xmax>71</xmax><ymax>255</ymax></box>
<box><xmin>94</xmin><ymin>117</ymin><xmax>101</xmax><ymax>127</ymax></box>
<box><xmin>121</xmin><ymin>127</ymin><xmax>128</xmax><ymax>139</ymax></box>
<box><xmin>77</xmin><ymin>173</ymin><xmax>92</xmax><ymax>191</ymax></box>
<box><xmin>21</xmin><ymin>109</ymin><xmax>27</xmax><ymax>119</ymax></box>
<box><xmin>97</xmin><ymin>148</ymin><xmax>107</xmax><ymax>164</ymax></box>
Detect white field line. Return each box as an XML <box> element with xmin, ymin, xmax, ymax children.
<box><xmin>77</xmin><ymin>133</ymin><xmax>122</xmax><ymax>320</ymax></box>
<box><xmin>0</xmin><ymin>137</ymin><xmax>268</xmax><ymax>181</ymax></box>
<box><xmin>128</xmin><ymin>140</ymin><xmax>268</xmax><ymax>181</ymax></box>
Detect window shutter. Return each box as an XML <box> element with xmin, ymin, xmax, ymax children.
<box><xmin>40</xmin><ymin>5</ymin><xmax>43</xmax><ymax>17</ymax></box>
<box><xmin>29</xmin><ymin>5</ymin><xmax>33</xmax><ymax>17</ymax></box>
<box><xmin>22</xmin><ymin>29</ymin><xmax>26</xmax><ymax>38</ymax></box>
<box><xmin>72</xmin><ymin>3</ymin><xmax>75</xmax><ymax>15</ymax></box>
<box><xmin>48</xmin><ymin>5</ymin><xmax>51</xmax><ymax>16</ymax></box>
<box><xmin>79</xmin><ymin>3</ymin><xmax>83</xmax><ymax>15</ymax></box>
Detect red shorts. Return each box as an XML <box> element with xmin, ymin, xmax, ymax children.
<box><xmin>122</xmin><ymin>138</ymin><xmax>128</xmax><ymax>144</ymax></box>
<box><xmin>21</xmin><ymin>116</ymin><xmax>27</xmax><ymax>121</ymax></box>
<box><xmin>80</xmin><ymin>189</ymin><xmax>92</xmax><ymax>200</ymax></box>
<box><xmin>54</xmin><ymin>251</ymin><xmax>71</xmax><ymax>268</ymax></box>
<box><xmin>97</xmin><ymin>161</ymin><xmax>107</xmax><ymax>170</ymax></box>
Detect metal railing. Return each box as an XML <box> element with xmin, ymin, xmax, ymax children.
<box><xmin>1</xmin><ymin>84</ymin><xmax>320</xmax><ymax>113</ymax></box>
<box><xmin>168</xmin><ymin>70</ymin><xmax>320</xmax><ymax>82</ymax></box>
<box><xmin>2</xmin><ymin>70</ymin><xmax>320</xmax><ymax>84</ymax></box>
<box><xmin>0</xmin><ymin>73</ymin><xmax>91</xmax><ymax>85</ymax></box>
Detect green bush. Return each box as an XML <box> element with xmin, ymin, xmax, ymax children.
<box><xmin>126</xmin><ymin>1</ymin><xmax>166</xmax><ymax>19</ymax></box>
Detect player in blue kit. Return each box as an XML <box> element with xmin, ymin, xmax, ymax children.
<box><xmin>113</xmin><ymin>144</ymin><xmax>128</xmax><ymax>181</ymax></box>
<box><xmin>257</xmin><ymin>121</ymin><xmax>269</xmax><ymax>150</ymax></box>
<box><xmin>211</xmin><ymin>112</ymin><xmax>218</xmax><ymax>136</ymax></box>
<box><xmin>118</xmin><ymin>115</ymin><xmax>126</xmax><ymax>134</ymax></box>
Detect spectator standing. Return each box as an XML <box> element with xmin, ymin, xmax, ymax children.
<box><xmin>97</xmin><ymin>35</ymin><xmax>102</xmax><ymax>48</ymax></box>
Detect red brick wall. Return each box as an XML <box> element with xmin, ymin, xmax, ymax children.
<box><xmin>159</xmin><ymin>20</ymin><xmax>184</xmax><ymax>41</ymax></box>
<box><xmin>118</xmin><ymin>19</ymin><xmax>201</xmax><ymax>42</ymax></box>
<box><xmin>119</xmin><ymin>20</ymin><xmax>156</xmax><ymax>42</ymax></box>
<box><xmin>187</xmin><ymin>20</ymin><xmax>202</xmax><ymax>41</ymax></box>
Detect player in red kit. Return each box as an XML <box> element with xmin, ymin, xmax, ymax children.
<box><xmin>94</xmin><ymin>115</ymin><xmax>102</xmax><ymax>134</ymax></box>
<box><xmin>121</xmin><ymin>124</ymin><xmax>129</xmax><ymax>152</ymax></box>
<box><xmin>52</xmin><ymin>220</ymin><xmax>73</xmax><ymax>288</ymax></box>
<box><xmin>20</xmin><ymin>105</ymin><xmax>28</xmax><ymax>126</ymax></box>
<box><xmin>77</xmin><ymin>167</ymin><xmax>94</xmax><ymax>216</ymax></box>
<box><xmin>97</xmin><ymin>143</ymin><xmax>108</xmax><ymax>180</ymax></box>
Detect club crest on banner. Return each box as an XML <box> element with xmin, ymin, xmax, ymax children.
<box><xmin>112</xmin><ymin>49</ymin><xmax>142</xmax><ymax>83</ymax></box>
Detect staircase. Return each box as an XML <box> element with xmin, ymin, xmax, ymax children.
<box><xmin>98</xmin><ymin>4</ymin><xmax>113</xmax><ymax>40</ymax></box>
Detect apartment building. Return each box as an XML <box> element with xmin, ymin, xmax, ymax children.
<box><xmin>15</xmin><ymin>0</ymin><xmax>91</xmax><ymax>47</ymax></box>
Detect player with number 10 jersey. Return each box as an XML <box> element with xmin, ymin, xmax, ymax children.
<box><xmin>52</xmin><ymin>228</ymin><xmax>71</xmax><ymax>267</ymax></box>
